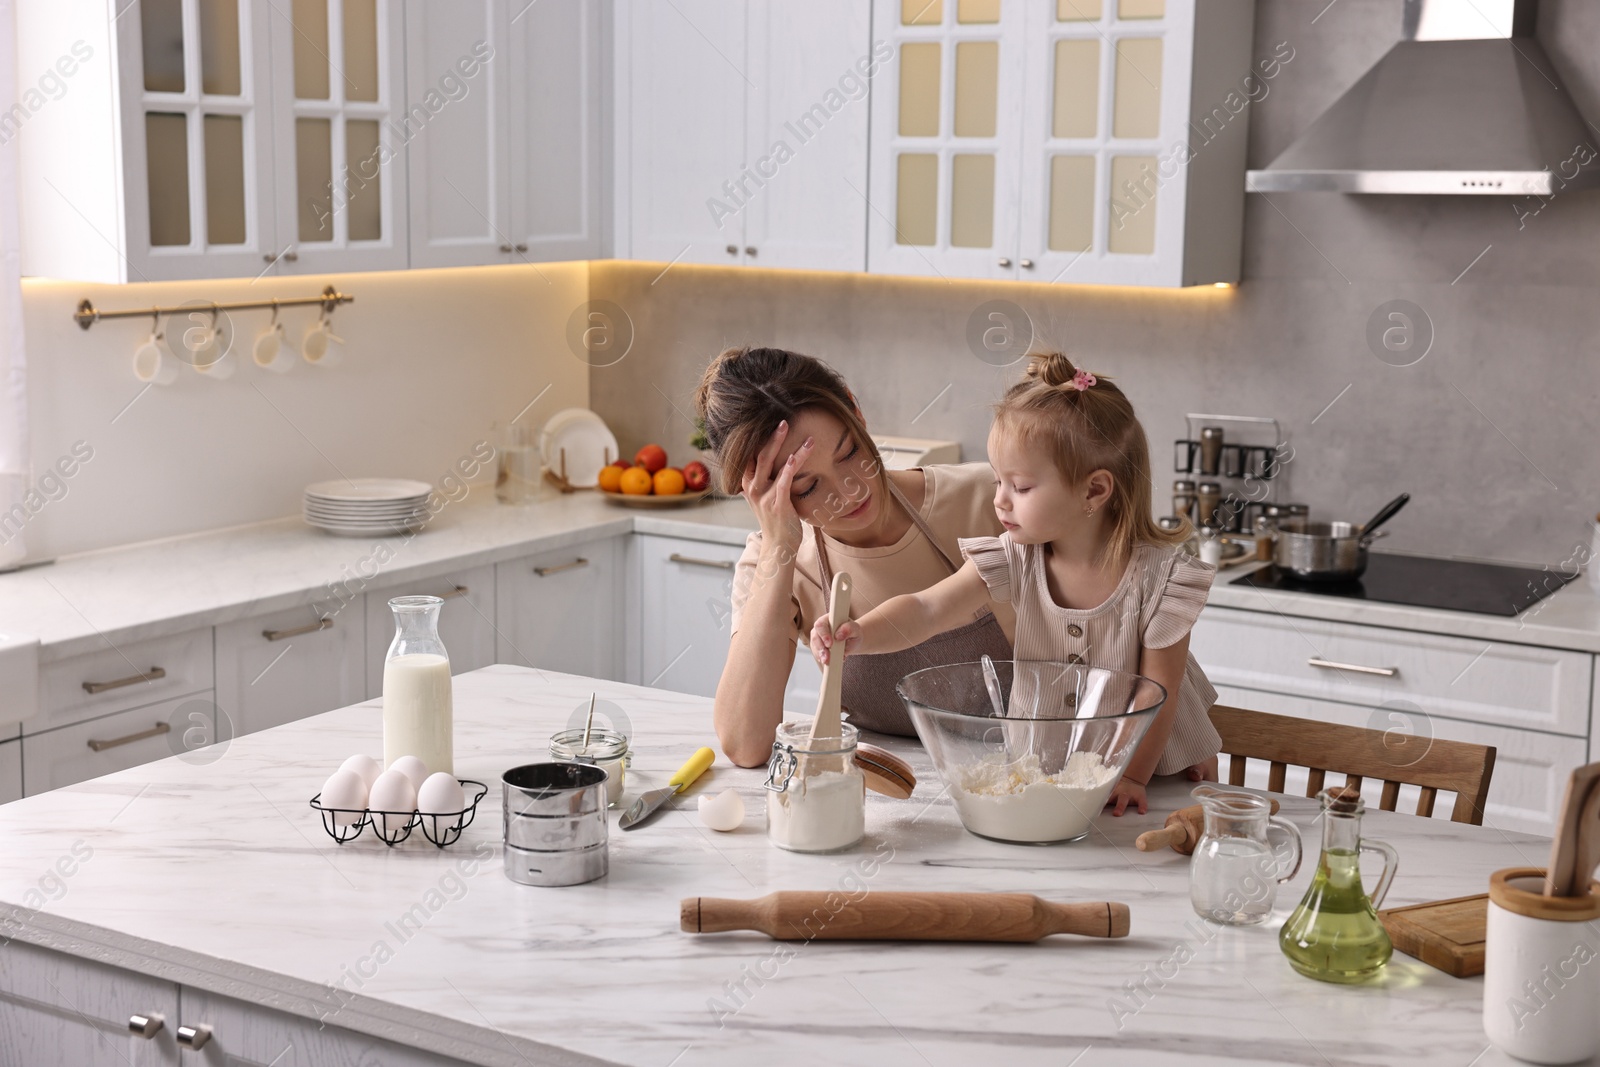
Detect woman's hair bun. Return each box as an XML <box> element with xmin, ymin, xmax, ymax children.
<box><xmin>1025</xmin><ymin>352</ymin><xmax>1079</xmax><ymax>388</ymax></box>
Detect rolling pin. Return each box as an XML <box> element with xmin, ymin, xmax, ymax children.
<box><xmin>680</xmin><ymin>891</ymin><xmax>1129</xmax><ymax>942</ymax></box>
<box><xmin>1135</xmin><ymin>797</ymin><xmax>1281</xmax><ymax>856</ymax></box>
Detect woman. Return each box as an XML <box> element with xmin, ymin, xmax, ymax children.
<box><xmin>695</xmin><ymin>346</ymin><xmax>1015</xmax><ymax>767</ymax></box>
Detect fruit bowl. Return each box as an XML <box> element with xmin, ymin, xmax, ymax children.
<box><xmin>599</xmin><ymin>487</ymin><xmax>714</xmax><ymax>508</ymax></box>
<box><xmin>897</xmin><ymin>660</ymin><xmax>1164</xmax><ymax>844</ymax></box>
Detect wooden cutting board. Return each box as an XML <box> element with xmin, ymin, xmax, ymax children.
<box><xmin>1379</xmin><ymin>893</ymin><xmax>1488</xmax><ymax>978</ymax></box>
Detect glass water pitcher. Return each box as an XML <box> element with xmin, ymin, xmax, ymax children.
<box><xmin>1188</xmin><ymin>785</ymin><xmax>1303</xmax><ymax>925</ymax></box>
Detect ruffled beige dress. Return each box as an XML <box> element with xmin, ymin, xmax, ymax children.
<box><xmin>957</xmin><ymin>534</ymin><xmax>1222</xmax><ymax>776</ymax></box>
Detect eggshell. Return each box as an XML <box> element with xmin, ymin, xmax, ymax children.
<box><xmin>388</xmin><ymin>755</ymin><xmax>430</xmax><ymax>792</ymax></box>
<box><xmin>369</xmin><ymin>769</ymin><xmax>418</xmax><ymax>835</ymax></box>
<box><xmin>319</xmin><ymin>770</ymin><xmax>368</xmax><ymax>827</ymax></box>
<box><xmin>338</xmin><ymin>754</ymin><xmax>382</xmax><ymax>791</ymax></box>
<box><xmin>698</xmin><ymin>788</ymin><xmax>745</xmax><ymax>832</ymax></box>
<box><xmin>417</xmin><ymin>772</ymin><xmax>466</xmax><ymax>815</ymax></box>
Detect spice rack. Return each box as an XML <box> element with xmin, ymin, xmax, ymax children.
<box><xmin>1170</xmin><ymin>413</ymin><xmax>1291</xmax><ymax>535</ymax></box>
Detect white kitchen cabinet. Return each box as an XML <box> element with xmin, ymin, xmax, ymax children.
<box><xmin>19</xmin><ymin>0</ymin><xmax>406</xmax><ymax>282</ymax></box>
<box><xmin>0</xmin><ymin>740</ymin><xmax>19</xmax><ymax>804</ymax></box>
<box><xmin>0</xmin><ymin>940</ymin><xmax>180</xmax><ymax>1067</ymax></box>
<box><xmin>215</xmin><ymin>604</ymin><xmax>366</xmax><ymax>738</ymax></box>
<box><xmin>617</xmin><ymin>0</ymin><xmax>870</xmax><ymax>271</ymax></box>
<box><xmin>22</xmin><ymin>692</ymin><xmax>216</xmax><ymax>797</ymax></box>
<box><xmin>867</xmin><ymin>0</ymin><xmax>1255</xmax><ymax>286</ymax></box>
<box><xmin>33</xmin><ymin>627</ymin><xmax>213</xmax><ymax>737</ymax></box>
<box><xmin>178</xmin><ymin>986</ymin><xmax>473</xmax><ymax>1066</ymax></box>
<box><xmin>633</xmin><ymin>535</ymin><xmax>743</xmax><ymax>697</ymax></box>
<box><xmin>496</xmin><ymin>538</ymin><xmax>625</xmax><ymax>681</ymax></box>
<box><xmin>1213</xmin><ymin>685</ymin><xmax>1584</xmax><ymax>838</ymax></box>
<box><xmin>363</xmin><ymin>564</ymin><xmax>497</xmax><ymax>697</ymax></box>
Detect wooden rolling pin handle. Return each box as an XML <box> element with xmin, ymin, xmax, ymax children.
<box><xmin>682</xmin><ymin>892</ymin><xmax>1129</xmax><ymax>943</ymax></box>
<box><xmin>1135</xmin><ymin>824</ymin><xmax>1190</xmax><ymax>853</ymax></box>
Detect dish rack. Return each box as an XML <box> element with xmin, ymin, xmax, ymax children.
<box><xmin>309</xmin><ymin>779</ymin><xmax>488</xmax><ymax>848</ymax></box>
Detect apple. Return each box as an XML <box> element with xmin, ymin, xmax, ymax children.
<box><xmin>634</xmin><ymin>444</ymin><xmax>668</xmax><ymax>473</ymax></box>
<box><xmin>683</xmin><ymin>461</ymin><xmax>710</xmax><ymax>493</ymax></box>
<box><xmin>609</xmin><ymin>458</ymin><xmax>629</xmax><ymax>470</ymax></box>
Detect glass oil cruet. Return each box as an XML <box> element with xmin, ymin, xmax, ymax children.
<box><xmin>1279</xmin><ymin>786</ymin><xmax>1398</xmax><ymax>983</ymax></box>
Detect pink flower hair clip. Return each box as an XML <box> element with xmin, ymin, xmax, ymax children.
<box><xmin>1070</xmin><ymin>369</ymin><xmax>1097</xmax><ymax>391</ymax></box>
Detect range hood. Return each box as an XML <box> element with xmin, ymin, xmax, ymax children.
<box><xmin>1247</xmin><ymin>0</ymin><xmax>1600</xmax><ymax>195</ymax></box>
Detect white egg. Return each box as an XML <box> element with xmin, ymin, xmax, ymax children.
<box><xmin>698</xmin><ymin>788</ymin><xmax>745</xmax><ymax>832</ymax></box>
<box><xmin>417</xmin><ymin>772</ymin><xmax>466</xmax><ymax>815</ymax></box>
<box><xmin>368</xmin><ymin>769</ymin><xmax>418</xmax><ymax>835</ymax></box>
<box><xmin>338</xmin><ymin>754</ymin><xmax>382</xmax><ymax>791</ymax></box>
<box><xmin>388</xmin><ymin>755</ymin><xmax>430</xmax><ymax>792</ymax></box>
<box><xmin>319</xmin><ymin>769</ymin><xmax>368</xmax><ymax>827</ymax></box>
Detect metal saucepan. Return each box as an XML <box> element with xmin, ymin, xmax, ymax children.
<box><xmin>1274</xmin><ymin>493</ymin><xmax>1410</xmax><ymax>582</ymax></box>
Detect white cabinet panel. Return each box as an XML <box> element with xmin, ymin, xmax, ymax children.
<box><xmin>179</xmin><ymin>986</ymin><xmax>472</xmax><ymax>1066</ymax></box>
<box><xmin>495</xmin><ymin>539</ymin><xmax>624</xmax><ymax>681</ymax></box>
<box><xmin>35</xmin><ymin>628</ymin><xmax>213</xmax><ymax>736</ymax></box>
<box><xmin>0</xmin><ymin>940</ymin><xmax>180</xmax><ymax>1067</ymax></box>
<box><xmin>0</xmin><ymin>740</ymin><xmax>19</xmax><ymax>804</ymax></box>
<box><xmin>363</xmin><ymin>564</ymin><xmax>497</xmax><ymax>698</ymax></box>
<box><xmin>634</xmin><ymin>536</ymin><xmax>742</xmax><ymax>697</ymax></box>
<box><xmin>215</xmin><ymin>605</ymin><xmax>366</xmax><ymax>738</ymax></box>
<box><xmin>22</xmin><ymin>693</ymin><xmax>215</xmax><ymax>797</ymax></box>
<box><xmin>1191</xmin><ymin>607</ymin><xmax>1593</xmax><ymax>737</ymax></box>
<box><xmin>1214</xmin><ymin>684</ymin><xmax>1583</xmax><ymax>838</ymax></box>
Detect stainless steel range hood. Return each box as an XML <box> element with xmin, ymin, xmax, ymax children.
<box><xmin>1246</xmin><ymin>0</ymin><xmax>1600</xmax><ymax>195</ymax></box>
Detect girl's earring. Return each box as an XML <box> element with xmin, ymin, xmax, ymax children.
<box><xmin>1084</xmin><ymin>504</ymin><xmax>1096</xmax><ymax>516</ymax></box>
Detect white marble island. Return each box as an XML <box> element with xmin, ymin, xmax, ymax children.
<box><xmin>0</xmin><ymin>666</ymin><xmax>1558</xmax><ymax>1066</ymax></box>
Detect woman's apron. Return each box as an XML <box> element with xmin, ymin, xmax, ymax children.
<box><xmin>812</xmin><ymin>478</ymin><xmax>1012</xmax><ymax>737</ymax></box>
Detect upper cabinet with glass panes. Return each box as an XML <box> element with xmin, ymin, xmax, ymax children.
<box><xmin>867</xmin><ymin>0</ymin><xmax>1257</xmax><ymax>287</ymax></box>
<box><xmin>16</xmin><ymin>0</ymin><xmax>406</xmax><ymax>282</ymax></box>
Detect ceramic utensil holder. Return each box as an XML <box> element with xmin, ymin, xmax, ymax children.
<box><xmin>1484</xmin><ymin>867</ymin><xmax>1600</xmax><ymax>1064</ymax></box>
<box><xmin>502</xmin><ymin>762</ymin><xmax>609</xmax><ymax>887</ymax></box>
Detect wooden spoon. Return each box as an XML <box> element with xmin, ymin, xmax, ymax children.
<box><xmin>1136</xmin><ymin>797</ymin><xmax>1281</xmax><ymax>856</ymax></box>
<box><xmin>809</xmin><ymin>571</ymin><xmax>852</xmax><ymax>755</ymax></box>
<box><xmin>1545</xmin><ymin>762</ymin><xmax>1600</xmax><ymax>896</ymax></box>
<box><xmin>1564</xmin><ymin>778</ymin><xmax>1600</xmax><ymax>898</ymax></box>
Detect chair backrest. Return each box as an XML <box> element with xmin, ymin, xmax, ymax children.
<box><xmin>1208</xmin><ymin>705</ymin><xmax>1497</xmax><ymax>825</ymax></box>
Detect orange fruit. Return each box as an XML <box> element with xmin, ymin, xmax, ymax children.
<box><xmin>619</xmin><ymin>466</ymin><xmax>653</xmax><ymax>495</ymax></box>
<box><xmin>597</xmin><ymin>464</ymin><xmax>624</xmax><ymax>493</ymax></box>
<box><xmin>653</xmin><ymin>467</ymin><xmax>686</xmax><ymax>496</ymax></box>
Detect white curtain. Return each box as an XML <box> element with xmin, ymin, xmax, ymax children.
<box><xmin>0</xmin><ymin>0</ymin><xmax>27</xmax><ymax>568</ymax></box>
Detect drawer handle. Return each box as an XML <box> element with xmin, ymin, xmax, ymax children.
<box><xmin>1307</xmin><ymin>657</ymin><xmax>1399</xmax><ymax>678</ymax></box>
<box><xmin>87</xmin><ymin>721</ymin><xmax>171</xmax><ymax>752</ymax></box>
<box><xmin>438</xmin><ymin>584</ymin><xmax>469</xmax><ymax>601</ymax></box>
<box><xmin>534</xmin><ymin>558</ymin><xmax>588</xmax><ymax>577</ymax></box>
<box><xmin>176</xmin><ymin>1023</ymin><xmax>212</xmax><ymax>1050</ymax></box>
<box><xmin>82</xmin><ymin>667</ymin><xmax>166</xmax><ymax>695</ymax></box>
<box><xmin>669</xmin><ymin>553</ymin><xmax>734</xmax><ymax>571</ymax></box>
<box><xmin>263</xmin><ymin>617</ymin><xmax>332</xmax><ymax>641</ymax></box>
<box><xmin>128</xmin><ymin>1013</ymin><xmax>164</xmax><ymax>1039</ymax></box>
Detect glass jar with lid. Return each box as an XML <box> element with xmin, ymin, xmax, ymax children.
<box><xmin>549</xmin><ymin>728</ymin><xmax>630</xmax><ymax>808</ymax></box>
<box><xmin>764</xmin><ymin>720</ymin><xmax>865</xmax><ymax>853</ymax></box>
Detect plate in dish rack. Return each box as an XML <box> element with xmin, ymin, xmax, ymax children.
<box><xmin>599</xmin><ymin>488</ymin><xmax>713</xmax><ymax>508</ymax></box>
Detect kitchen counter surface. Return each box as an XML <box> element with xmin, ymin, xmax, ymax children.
<box><xmin>2</xmin><ymin>480</ymin><xmax>1597</xmax><ymax>663</ymax></box>
<box><xmin>0</xmin><ymin>665</ymin><xmax>1558</xmax><ymax>1066</ymax></box>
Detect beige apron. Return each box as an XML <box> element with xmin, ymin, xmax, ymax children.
<box><xmin>812</xmin><ymin>478</ymin><xmax>1012</xmax><ymax>737</ymax></box>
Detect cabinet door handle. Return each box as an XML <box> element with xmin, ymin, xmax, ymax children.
<box><xmin>725</xmin><ymin>244</ymin><xmax>738</xmax><ymax>255</ymax></box>
<box><xmin>82</xmin><ymin>667</ymin><xmax>166</xmax><ymax>694</ymax></box>
<box><xmin>176</xmin><ymin>1024</ymin><xmax>212</xmax><ymax>1050</ymax></box>
<box><xmin>669</xmin><ymin>553</ymin><xmax>734</xmax><ymax>571</ymax></box>
<box><xmin>997</xmin><ymin>257</ymin><xmax>1012</xmax><ymax>267</ymax></box>
<box><xmin>499</xmin><ymin>243</ymin><xmax>513</xmax><ymax>253</ymax></box>
<box><xmin>87</xmin><ymin>721</ymin><xmax>171</xmax><ymax>753</ymax></box>
<box><xmin>534</xmin><ymin>558</ymin><xmax>588</xmax><ymax>577</ymax></box>
<box><xmin>1019</xmin><ymin>258</ymin><xmax>1034</xmax><ymax>269</ymax></box>
<box><xmin>438</xmin><ymin>584</ymin><xmax>469</xmax><ymax>601</ymax></box>
<box><xmin>282</xmin><ymin>251</ymin><xmax>298</xmax><ymax>263</ymax></box>
<box><xmin>1307</xmin><ymin>657</ymin><xmax>1398</xmax><ymax>678</ymax></box>
<box><xmin>128</xmin><ymin>1013</ymin><xmax>164</xmax><ymax>1038</ymax></box>
<box><xmin>514</xmin><ymin>243</ymin><xmax>528</xmax><ymax>253</ymax></box>
<box><xmin>263</xmin><ymin>617</ymin><xmax>332</xmax><ymax>641</ymax></box>
<box><xmin>744</xmin><ymin>246</ymin><xmax>756</xmax><ymax>257</ymax></box>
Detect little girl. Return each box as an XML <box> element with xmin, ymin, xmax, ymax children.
<box><xmin>811</xmin><ymin>353</ymin><xmax>1221</xmax><ymax>815</ymax></box>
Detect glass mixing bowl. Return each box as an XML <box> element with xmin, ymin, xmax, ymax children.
<box><xmin>897</xmin><ymin>660</ymin><xmax>1165</xmax><ymax>844</ymax></box>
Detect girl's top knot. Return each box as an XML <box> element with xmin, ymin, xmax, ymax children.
<box><xmin>1024</xmin><ymin>352</ymin><xmax>1096</xmax><ymax>392</ymax></box>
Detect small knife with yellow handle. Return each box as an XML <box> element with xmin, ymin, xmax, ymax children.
<box><xmin>619</xmin><ymin>747</ymin><xmax>715</xmax><ymax>830</ymax></box>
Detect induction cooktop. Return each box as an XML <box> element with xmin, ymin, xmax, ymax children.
<box><xmin>1231</xmin><ymin>552</ymin><xmax>1577</xmax><ymax>617</ymax></box>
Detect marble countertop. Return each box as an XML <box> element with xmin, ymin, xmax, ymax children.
<box><xmin>2</xmin><ymin>479</ymin><xmax>1596</xmax><ymax>666</ymax></box>
<box><xmin>0</xmin><ymin>665</ymin><xmax>1556</xmax><ymax>1067</ymax></box>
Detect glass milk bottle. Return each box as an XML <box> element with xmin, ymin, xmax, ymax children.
<box><xmin>383</xmin><ymin>596</ymin><xmax>453</xmax><ymax>774</ymax></box>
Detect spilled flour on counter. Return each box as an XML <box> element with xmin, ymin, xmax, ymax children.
<box><xmin>950</xmin><ymin>751</ymin><xmax>1120</xmax><ymax>842</ymax></box>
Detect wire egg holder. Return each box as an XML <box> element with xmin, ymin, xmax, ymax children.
<box><xmin>309</xmin><ymin>779</ymin><xmax>488</xmax><ymax>848</ymax></box>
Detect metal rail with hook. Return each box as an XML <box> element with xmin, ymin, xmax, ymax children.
<box><xmin>73</xmin><ymin>285</ymin><xmax>353</xmax><ymax>331</ymax></box>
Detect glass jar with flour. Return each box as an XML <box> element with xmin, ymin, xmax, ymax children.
<box><xmin>383</xmin><ymin>595</ymin><xmax>453</xmax><ymax>775</ymax></box>
<box><xmin>764</xmin><ymin>720</ymin><xmax>865</xmax><ymax>853</ymax></box>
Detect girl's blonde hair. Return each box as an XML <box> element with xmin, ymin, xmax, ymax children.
<box><xmin>993</xmin><ymin>353</ymin><xmax>1185</xmax><ymax>569</ymax></box>
<box><xmin>694</xmin><ymin>346</ymin><xmax>883</xmax><ymax>497</ymax></box>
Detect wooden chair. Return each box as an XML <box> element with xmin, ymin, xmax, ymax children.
<box><xmin>1208</xmin><ymin>705</ymin><xmax>1497</xmax><ymax>825</ymax></box>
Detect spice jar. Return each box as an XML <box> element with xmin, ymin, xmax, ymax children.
<box><xmin>764</xmin><ymin>720</ymin><xmax>865</xmax><ymax>853</ymax></box>
<box><xmin>549</xmin><ymin>728</ymin><xmax>630</xmax><ymax>808</ymax></box>
<box><xmin>1195</xmin><ymin>481</ymin><xmax>1221</xmax><ymax>528</ymax></box>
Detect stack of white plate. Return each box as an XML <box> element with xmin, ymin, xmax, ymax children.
<box><xmin>303</xmin><ymin>478</ymin><xmax>433</xmax><ymax>537</ymax></box>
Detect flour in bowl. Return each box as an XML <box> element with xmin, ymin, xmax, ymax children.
<box><xmin>949</xmin><ymin>751</ymin><xmax>1120</xmax><ymax>843</ymax></box>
